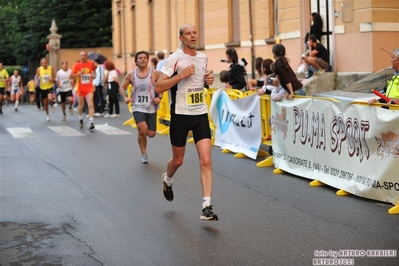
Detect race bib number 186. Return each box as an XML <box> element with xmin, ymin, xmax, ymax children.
<box><xmin>186</xmin><ymin>87</ymin><xmax>205</xmax><ymax>109</ymax></box>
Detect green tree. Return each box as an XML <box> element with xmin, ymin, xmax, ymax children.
<box><xmin>0</xmin><ymin>0</ymin><xmax>24</xmax><ymax>64</ymax></box>
<box><xmin>0</xmin><ymin>0</ymin><xmax>112</xmax><ymax>65</ymax></box>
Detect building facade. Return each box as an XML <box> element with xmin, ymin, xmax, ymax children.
<box><xmin>112</xmin><ymin>0</ymin><xmax>399</xmax><ymax>76</ymax></box>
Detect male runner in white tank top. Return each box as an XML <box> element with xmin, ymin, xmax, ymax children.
<box><xmin>155</xmin><ymin>24</ymin><xmax>218</xmax><ymax>221</ymax></box>
<box><xmin>56</xmin><ymin>61</ymin><xmax>74</xmax><ymax>121</ymax></box>
<box><xmin>119</xmin><ymin>51</ymin><xmax>161</xmax><ymax>164</ymax></box>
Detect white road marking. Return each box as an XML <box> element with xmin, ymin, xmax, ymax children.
<box><xmin>95</xmin><ymin>124</ymin><xmax>131</xmax><ymax>135</ymax></box>
<box><xmin>48</xmin><ymin>126</ymin><xmax>85</xmax><ymax>136</ymax></box>
<box><xmin>6</xmin><ymin>127</ymin><xmax>36</xmax><ymax>138</ymax></box>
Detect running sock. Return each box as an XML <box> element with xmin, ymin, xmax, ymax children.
<box><xmin>15</xmin><ymin>100</ymin><xmax>19</xmax><ymax>108</ymax></box>
<box><xmin>89</xmin><ymin>117</ymin><xmax>93</xmax><ymax>123</ymax></box>
<box><xmin>163</xmin><ymin>174</ymin><xmax>173</xmax><ymax>186</ymax></box>
<box><xmin>202</xmin><ymin>197</ymin><xmax>211</xmax><ymax>209</ymax></box>
<box><xmin>79</xmin><ymin>114</ymin><xmax>83</xmax><ymax>120</ymax></box>
<box><xmin>63</xmin><ymin>112</ymin><xmax>66</xmax><ymax>116</ymax></box>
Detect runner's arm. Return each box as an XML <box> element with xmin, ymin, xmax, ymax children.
<box><xmin>155</xmin><ymin>65</ymin><xmax>194</xmax><ymax>94</ymax></box>
<box><xmin>69</xmin><ymin>66</ymin><xmax>81</xmax><ymax>79</ymax></box>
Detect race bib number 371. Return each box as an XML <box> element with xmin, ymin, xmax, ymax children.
<box><xmin>186</xmin><ymin>87</ymin><xmax>205</xmax><ymax>109</ymax></box>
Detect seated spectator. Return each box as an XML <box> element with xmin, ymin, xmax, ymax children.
<box><xmin>255</xmin><ymin>57</ymin><xmax>263</xmax><ymax>80</ymax></box>
<box><xmin>272</xmin><ymin>44</ymin><xmax>306</xmax><ymax>99</ymax></box>
<box><xmin>219</xmin><ymin>70</ymin><xmax>232</xmax><ymax>89</ymax></box>
<box><xmin>248</xmin><ymin>58</ymin><xmax>273</xmax><ymax>91</ymax></box>
<box><xmin>302</xmin><ymin>34</ymin><xmax>330</xmax><ymax>75</ymax></box>
<box><xmin>225</xmin><ymin>48</ymin><xmax>247</xmax><ymax>91</ymax></box>
<box><xmin>256</xmin><ymin>60</ymin><xmax>287</xmax><ymax>101</ymax></box>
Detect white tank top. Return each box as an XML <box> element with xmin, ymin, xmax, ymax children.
<box><xmin>11</xmin><ymin>75</ymin><xmax>21</xmax><ymax>90</ymax></box>
<box><xmin>131</xmin><ymin>67</ymin><xmax>157</xmax><ymax>113</ymax></box>
<box><xmin>56</xmin><ymin>69</ymin><xmax>73</xmax><ymax>92</ymax></box>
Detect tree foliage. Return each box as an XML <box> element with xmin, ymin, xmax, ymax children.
<box><xmin>0</xmin><ymin>0</ymin><xmax>112</xmax><ymax>65</ymax></box>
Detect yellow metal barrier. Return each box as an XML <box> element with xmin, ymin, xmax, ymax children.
<box><xmin>243</xmin><ymin>90</ymin><xmax>257</xmax><ymax>97</ymax></box>
<box><xmin>224</xmin><ymin>88</ymin><xmax>243</xmax><ymax>99</ymax></box>
<box><xmin>122</xmin><ymin>84</ymin><xmax>137</xmax><ymax>128</ymax></box>
<box><xmin>157</xmin><ymin>90</ymin><xmax>171</xmax><ymax>134</ymax></box>
<box><xmin>255</xmin><ymin>94</ymin><xmax>273</xmax><ymax>166</ymax></box>
<box><xmin>207</xmin><ymin>88</ymin><xmax>218</xmax><ymax>145</ymax></box>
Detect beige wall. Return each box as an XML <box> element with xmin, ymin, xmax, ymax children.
<box><xmin>112</xmin><ymin>0</ymin><xmax>399</xmax><ymax>76</ymax></box>
<box><xmin>59</xmin><ymin>47</ymin><xmax>113</xmax><ymax>70</ymax></box>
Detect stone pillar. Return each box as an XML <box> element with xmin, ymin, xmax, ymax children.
<box><xmin>47</xmin><ymin>20</ymin><xmax>62</xmax><ymax>71</ymax></box>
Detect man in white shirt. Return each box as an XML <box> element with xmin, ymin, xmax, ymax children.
<box><xmin>155</xmin><ymin>24</ymin><xmax>218</xmax><ymax>221</ymax></box>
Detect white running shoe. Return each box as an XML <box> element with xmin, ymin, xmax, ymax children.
<box><xmin>46</xmin><ymin>115</ymin><xmax>50</xmax><ymax>121</ymax></box>
<box><xmin>51</xmin><ymin>105</ymin><xmax>55</xmax><ymax>113</ymax></box>
<box><xmin>110</xmin><ymin>114</ymin><xmax>120</xmax><ymax>118</ymax></box>
<box><xmin>62</xmin><ymin>114</ymin><xmax>66</xmax><ymax>121</ymax></box>
<box><xmin>141</xmin><ymin>154</ymin><xmax>148</xmax><ymax>164</ymax></box>
<box><xmin>88</xmin><ymin>121</ymin><xmax>95</xmax><ymax>131</ymax></box>
<box><xmin>104</xmin><ymin>113</ymin><xmax>111</xmax><ymax>118</ymax></box>
<box><xmin>69</xmin><ymin>108</ymin><xmax>73</xmax><ymax>116</ymax></box>
<box><xmin>94</xmin><ymin>112</ymin><xmax>102</xmax><ymax>117</ymax></box>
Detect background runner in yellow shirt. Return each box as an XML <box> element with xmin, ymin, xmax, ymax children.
<box><xmin>0</xmin><ymin>62</ymin><xmax>10</xmax><ymax>115</ymax></box>
<box><xmin>35</xmin><ymin>58</ymin><xmax>55</xmax><ymax>121</ymax></box>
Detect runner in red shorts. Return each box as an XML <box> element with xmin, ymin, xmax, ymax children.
<box><xmin>70</xmin><ymin>51</ymin><xmax>96</xmax><ymax>130</ymax></box>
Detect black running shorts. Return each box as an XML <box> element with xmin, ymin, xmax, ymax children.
<box><xmin>169</xmin><ymin>113</ymin><xmax>211</xmax><ymax>147</ymax></box>
<box><xmin>40</xmin><ymin>88</ymin><xmax>54</xmax><ymax>98</ymax></box>
<box><xmin>59</xmin><ymin>90</ymin><xmax>73</xmax><ymax>103</ymax></box>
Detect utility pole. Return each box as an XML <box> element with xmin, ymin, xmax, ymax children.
<box><xmin>248</xmin><ymin>0</ymin><xmax>255</xmax><ymax>79</ymax></box>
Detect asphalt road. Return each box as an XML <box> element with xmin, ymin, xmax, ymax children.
<box><xmin>1</xmin><ymin>102</ymin><xmax>398</xmax><ymax>266</ymax></box>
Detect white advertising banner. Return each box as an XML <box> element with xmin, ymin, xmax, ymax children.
<box><xmin>271</xmin><ymin>98</ymin><xmax>399</xmax><ymax>204</ymax></box>
<box><xmin>210</xmin><ymin>89</ymin><xmax>262</xmax><ymax>159</ymax></box>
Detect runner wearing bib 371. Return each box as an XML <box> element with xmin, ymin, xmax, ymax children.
<box><xmin>35</xmin><ymin>58</ymin><xmax>55</xmax><ymax>121</ymax></box>
<box><xmin>0</xmin><ymin>62</ymin><xmax>10</xmax><ymax>115</ymax></box>
<box><xmin>119</xmin><ymin>51</ymin><xmax>161</xmax><ymax>164</ymax></box>
<box><xmin>10</xmin><ymin>70</ymin><xmax>23</xmax><ymax>112</ymax></box>
<box><xmin>70</xmin><ymin>51</ymin><xmax>96</xmax><ymax>130</ymax></box>
<box><xmin>155</xmin><ymin>24</ymin><xmax>218</xmax><ymax>221</ymax></box>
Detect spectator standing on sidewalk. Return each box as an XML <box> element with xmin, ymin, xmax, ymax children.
<box><xmin>93</xmin><ymin>59</ymin><xmax>105</xmax><ymax>116</ymax></box>
<box><xmin>155</xmin><ymin>51</ymin><xmax>166</xmax><ymax>71</ymax></box>
<box><xmin>104</xmin><ymin>61</ymin><xmax>120</xmax><ymax>118</ymax></box>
